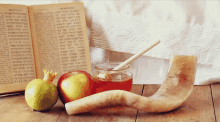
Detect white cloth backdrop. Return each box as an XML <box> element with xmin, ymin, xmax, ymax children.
<box><xmin>3</xmin><ymin>0</ymin><xmax>220</xmax><ymax>85</ymax></box>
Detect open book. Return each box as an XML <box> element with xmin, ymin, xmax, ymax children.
<box><xmin>0</xmin><ymin>2</ymin><xmax>92</xmax><ymax>94</ymax></box>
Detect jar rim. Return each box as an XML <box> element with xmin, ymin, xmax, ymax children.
<box><xmin>95</xmin><ymin>62</ymin><xmax>130</xmax><ymax>71</ymax></box>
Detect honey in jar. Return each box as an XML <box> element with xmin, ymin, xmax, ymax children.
<box><xmin>92</xmin><ymin>62</ymin><xmax>133</xmax><ymax>94</ymax></box>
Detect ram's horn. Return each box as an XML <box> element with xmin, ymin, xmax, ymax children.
<box><xmin>65</xmin><ymin>55</ymin><xmax>198</xmax><ymax>115</ymax></box>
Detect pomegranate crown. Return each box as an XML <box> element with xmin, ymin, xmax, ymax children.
<box><xmin>43</xmin><ymin>69</ymin><xmax>57</xmax><ymax>83</ymax></box>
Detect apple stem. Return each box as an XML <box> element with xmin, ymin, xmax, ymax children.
<box><xmin>43</xmin><ymin>69</ymin><xmax>57</xmax><ymax>83</ymax></box>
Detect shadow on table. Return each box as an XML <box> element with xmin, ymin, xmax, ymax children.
<box><xmin>0</xmin><ymin>91</ymin><xmax>24</xmax><ymax>98</ymax></box>
<box><xmin>69</xmin><ymin>106</ymin><xmax>138</xmax><ymax>117</ymax></box>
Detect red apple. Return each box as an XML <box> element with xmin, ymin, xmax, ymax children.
<box><xmin>57</xmin><ymin>70</ymin><xmax>93</xmax><ymax>104</ymax></box>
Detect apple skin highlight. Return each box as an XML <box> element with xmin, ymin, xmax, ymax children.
<box><xmin>57</xmin><ymin>70</ymin><xmax>93</xmax><ymax>104</ymax></box>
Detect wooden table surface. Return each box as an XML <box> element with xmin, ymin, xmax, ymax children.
<box><xmin>0</xmin><ymin>84</ymin><xmax>219</xmax><ymax>122</ymax></box>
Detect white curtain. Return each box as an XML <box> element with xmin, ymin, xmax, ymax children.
<box><xmin>2</xmin><ymin>0</ymin><xmax>220</xmax><ymax>85</ymax></box>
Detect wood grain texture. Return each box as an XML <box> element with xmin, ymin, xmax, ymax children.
<box><xmin>0</xmin><ymin>85</ymin><xmax>217</xmax><ymax>122</ymax></box>
<box><xmin>0</xmin><ymin>93</ymin><xmax>64</xmax><ymax>122</ymax></box>
<box><xmin>57</xmin><ymin>84</ymin><xmax>144</xmax><ymax>122</ymax></box>
<box><xmin>211</xmin><ymin>84</ymin><xmax>220</xmax><ymax>122</ymax></box>
<box><xmin>0</xmin><ymin>92</ymin><xmax>25</xmax><ymax>119</ymax></box>
<box><xmin>137</xmin><ymin>85</ymin><xmax>215</xmax><ymax>122</ymax></box>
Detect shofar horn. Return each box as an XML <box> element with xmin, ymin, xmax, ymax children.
<box><xmin>65</xmin><ymin>55</ymin><xmax>198</xmax><ymax>115</ymax></box>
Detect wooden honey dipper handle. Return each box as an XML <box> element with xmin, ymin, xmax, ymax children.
<box><xmin>113</xmin><ymin>40</ymin><xmax>160</xmax><ymax>70</ymax></box>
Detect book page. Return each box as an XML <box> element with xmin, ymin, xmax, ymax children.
<box><xmin>28</xmin><ymin>2</ymin><xmax>92</xmax><ymax>85</ymax></box>
<box><xmin>0</xmin><ymin>4</ymin><xmax>36</xmax><ymax>94</ymax></box>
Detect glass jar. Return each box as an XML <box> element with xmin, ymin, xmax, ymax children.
<box><xmin>92</xmin><ymin>62</ymin><xmax>133</xmax><ymax>94</ymax></box>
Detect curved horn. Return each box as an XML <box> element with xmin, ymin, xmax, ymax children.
<box><xmin>65</xmin><ymin>55</ymin><xmax>198</xmax><ymax>115</ymax></box>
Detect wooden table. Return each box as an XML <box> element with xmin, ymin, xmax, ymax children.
<box><xmin>0</xmin><ymin>84</ymin><xmax>219</xmax><ymax>122</ymax></box>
